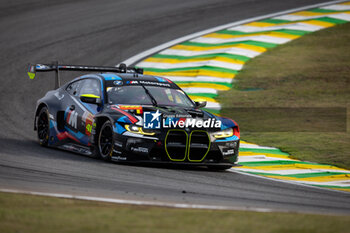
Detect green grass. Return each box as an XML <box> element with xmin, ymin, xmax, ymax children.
<box><xmin>0</xmin><ymin>192</ymin><xmax>349</xmax><ymax>233</ymax></box>
<box><xmin>218</xmin><ymin>23</ymin><xmax>350</xmax><ymax>169</ymax></box>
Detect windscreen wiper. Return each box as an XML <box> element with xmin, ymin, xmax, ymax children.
<box><xmin>138</xmin><ymin>82</ymin><xmax>158</xmax><ymax>107</ymax></box>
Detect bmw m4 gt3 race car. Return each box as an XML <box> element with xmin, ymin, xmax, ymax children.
<box><xmin>28</xmin><ymin>63</ymin><xmax>240</xmax><ymax>170</ymax></box>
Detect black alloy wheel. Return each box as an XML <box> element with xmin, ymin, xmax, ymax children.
<box><xmin>98</xmin><ymin>121</ymin><xmax>114</xmax><ymax>161</ymax></box>
<box><xmin>37</xmin><ymin>107</ymin><xmax>49</xmax><ymax>146</ymax></box>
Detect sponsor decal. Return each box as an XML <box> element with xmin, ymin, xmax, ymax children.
<box><xmin>113</xmin><ymin>149</ymin><xmax>123</xmax><ymax>154</ymax></box>
<box><xmin>131</xmin><ymin>147</ymin><xmax>149</xmax><ymax>153</ymax></box>
<box><xmin>126</xmin><ymin>81</ymin><xmax>139</xmax><ymax>84</ymax></box>
<box><xmin>119</xmin><ymin>105</ymin><xmax>143</xmax><ymax>114</ymax></box>
<box><xmin>143</xmin><ymin>111</ymin><xmax>221</xmax><ymax>129</ymax></box>
<box><xmin>113</xmin><ymin>155</ymin><xmax>127</xmax><ymax>160</ymax></box>
<box><xmin>114</xmin><ymin>141</ymin><xmax>123</xmax><ymax>147</ymax></box>
<box><xmin>67</xmin><ymin>110</ymin><xmax>78</xmax><ymax>129</ymax></box>
<box><xmin>61</xmin><ymin>144</ymin><xmax>91</xmax><ymax>155</ymax></box>
<box><xmin>113</xmin><ymin>80</ymin><xmax>123</xmax><ymax>85</ymax></box>
<box><xmin>36</xmin><ymin>64</ymin><xmax>50</xmax><ymax>70</ymax></box>
<box><xmin>139</xmin><ymin>80</ymin><xmax>171</xmax><ymax>87</ymax></box>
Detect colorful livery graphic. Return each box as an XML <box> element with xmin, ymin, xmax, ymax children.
<box><xmin>29</xmin><ymin>63</ymin><xmax>240</xmax><ymax>170</ymax></box>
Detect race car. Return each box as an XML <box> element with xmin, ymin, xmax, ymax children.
<box><xmin>28</xmin><ymin>62</ymin><xmax>240</xmax><ymax>170</ymax></box>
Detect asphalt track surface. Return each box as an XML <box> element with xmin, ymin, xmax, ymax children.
<box><xmin>0</xmin><ymin>0</ymin><xmax>349</xmax><ymax>215</ymax></box>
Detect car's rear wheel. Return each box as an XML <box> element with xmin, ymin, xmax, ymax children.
<box><xmin>98</xmin><ymin>121</ymin><xmax>114</xmax><ymax>161</ymax></box>
<box><xmin>37</xmin><ymin>107</ymin><xmax>49</xmax><ymax>146</ymax></box>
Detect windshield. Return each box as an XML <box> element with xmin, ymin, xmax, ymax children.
<box><xmin>106</xmin><ymin>85</ymin><xmax>195</xmax><ymax>107</ymax></box>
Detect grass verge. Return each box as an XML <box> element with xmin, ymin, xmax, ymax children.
<box><xmin>0</xmin><ymin>192</ymin><xmax>350</xmax><ymax>233</ymax></box>
<box><xmin>218</xmin><ymin>23</ymin><xmax>350</xmax><ymax>169</ymax></box>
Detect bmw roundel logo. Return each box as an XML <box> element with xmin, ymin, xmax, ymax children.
<box><xmin>114</xmin><ymin>80</ymin><xmax>123</xmax><ymax>85</ymax></box>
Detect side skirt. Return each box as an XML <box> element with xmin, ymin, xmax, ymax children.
<box><xmin>56</xmin><ymin>143</ymin><xmax>93</xmax><ymax>156</ymax></box>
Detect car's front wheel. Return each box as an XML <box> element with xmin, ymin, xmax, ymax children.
<box><xmin>37</xmin><ymin>107</ymin><xmax>49</xmax><ymax>146</ymax></box>
<box><xmin>98</xmin><ymin>121</ymin><xmax>114</xmax><ymax>161</ymax></box>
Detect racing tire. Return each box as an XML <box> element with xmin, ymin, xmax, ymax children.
<box><xmin>98</xmin><ymin>121</ymin><xmax>114</xmax><ymax>161</ymax></box>
<box><xmin>37</xmin><ymin>107</ymin><xmax>50</xmax><ymax>146</ymax></box>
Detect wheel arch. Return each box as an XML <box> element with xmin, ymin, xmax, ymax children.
<box><xmin>93</xmin><ymin>115</ymin><xmax>114</xmax><ymax>144</ymax></box>
<box><xmin>34</xmin><ymin>103</ymin><xmax>48</xmax><ymax>131</ymax></box>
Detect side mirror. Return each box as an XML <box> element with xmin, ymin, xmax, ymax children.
<box><xmin>80</xmin><ymin>94</ymin><xmax>101</xmax><ymax>105</ymax></box>
<box><xmin>194</xmin><ymin>100</ymin><xmax>207</xmax><ymax>108</ymax></box>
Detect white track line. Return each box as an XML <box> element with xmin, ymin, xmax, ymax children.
<box><xmin>0</xmin><ymin>188</ymin><xmax>275</xmax><ymax>213</ymax></box>
<box><xmin>322</xmin><ymin>4</ymin><xmax>350</xmax><ymax>10</ymax></box>
<box><xmin>122</xmin><ymin>0</ymin><xmax>347</xmax><ymax>65</ymax></box>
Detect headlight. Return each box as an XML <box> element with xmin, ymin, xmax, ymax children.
<box><xmin>125</xmin><ymin>124</ymin><xmax>155</xmax><ymax>136</ymax></box>
<box><xmin>212</xmin><ymin>128</ymin><xmax>233</xmax><ymax>138</ymax></box>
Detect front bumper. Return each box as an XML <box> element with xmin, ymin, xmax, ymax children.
<box><xmin>112</xmin><ymin>132</ymin><xmax>239</xmax><ymax>165</ymax></box>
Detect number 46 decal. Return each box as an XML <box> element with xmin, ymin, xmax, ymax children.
<box><xmin>83</xmin><ymin>112</ymin><xmax>94</xmax><ymax>136</ymax></box>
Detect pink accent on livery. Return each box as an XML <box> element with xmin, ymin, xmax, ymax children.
<box><xmin>57</xmin><ymin>132</ymin><xmax>80</xmax><ymax>143</ymax></box>
<box><xmin>163</xmin><ymin>77</ymin><xmax>173</xmax><ymax>83</ymax></box>
<box><xmin>66</xmin><ymin>111</ymin><xmax>72</xmax><ymax>123</ymax></box>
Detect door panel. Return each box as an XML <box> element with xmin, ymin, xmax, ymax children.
<box><xmin>64</xmin><ymin>78</ymin><xmax>102</xmax><ymax>146</ymax></box>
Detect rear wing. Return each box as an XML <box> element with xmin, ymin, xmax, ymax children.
<box><xmin>27</xmin><ymin>62</ymin><xmax>143</xmax><ymax>89</ymax></box>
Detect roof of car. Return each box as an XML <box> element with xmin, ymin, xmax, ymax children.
<box><xmin>66</xmin><ymin>72</ymin><xmax>179</xmax><ymax>89</ymax></box>
<box><xmin>99</xmin><ymin>73</ymin><xmax>179</xmax><ymax>88</ymax></box>
<box><xmin>99</xmin><ymin>73</ymin><xmax>168</xmax><ymax>81</ymax></box>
